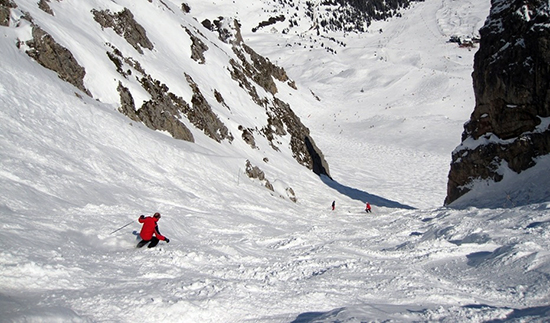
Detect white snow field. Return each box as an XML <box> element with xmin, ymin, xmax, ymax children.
<box><xmin>1</xmin><ymin>0</ymin><xmax>550</xmax><ymax>322</ymax></box>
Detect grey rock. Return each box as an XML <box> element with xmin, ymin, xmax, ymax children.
<box><xmin>92</xmin><ymin>8</ymin><xmax>154</xmax><ymax>54</ymax></box>
<box><xmin>445</xmin><ymin>0</ymin><xmax>550</xmax><ymax>205</ymax></box>
<box><xmin>0</xmin><ymin>0</ymin><xmax>16</xmax><ymax>27</ymax></box>
<box><xmin>25</xmin><ymin>25</ymin><xmax>91</xmax><ymax>96</ymax></box>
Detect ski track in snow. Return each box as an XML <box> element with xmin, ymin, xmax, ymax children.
<box><xmin>2</xmin><ymin>0</ymin><xmax>550</xmax><ymax>322</ymax></box>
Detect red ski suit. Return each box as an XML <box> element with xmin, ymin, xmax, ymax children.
<box><xmin>138</xmin><ymin>216</ymin><xmax>166</xmax><ymax>241</ymax></box>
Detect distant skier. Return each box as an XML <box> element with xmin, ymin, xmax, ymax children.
<box><xmin>365</xmin><ymin>202</ymin><xmax>372</xmax><ymax>213</ymax></box>
<box><xmin>136</xmin><ymin>212</ymin><xmax>170</xmax><ymax>248</ymax></box>
<box><xmin>332</xmin><ymin>200</ymin><xmax>335</xmax><ymax>211</ymax></box>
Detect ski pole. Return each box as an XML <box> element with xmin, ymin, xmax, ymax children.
<box><xmin>110</xmin><ymin>220</ymin><xmax>134</xmax><ymax>235</ymax></box>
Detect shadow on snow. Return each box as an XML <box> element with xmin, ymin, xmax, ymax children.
<box><xmin>320</xmin><ymin>175</ymin><xmax>415</xmax><ymax>210</ymax></box>
<box><xmin>291</xmin><ymin>304</ymin><xmax>550</xmax><ymax>322</ymax></box>
<box><xmin>291</xmin><ymin>308</ymin><xmax>345</xmax><ymax>323</ymax></box>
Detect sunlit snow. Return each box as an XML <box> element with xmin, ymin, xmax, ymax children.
<box><xmin>1</xmin><ymin>0</ymin><xmax>549</xmax><ymax>322</ymax></box>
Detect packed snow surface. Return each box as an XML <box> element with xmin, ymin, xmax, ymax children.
<box><xmin>1</xmin><ymin>0</ymin><xmax>550</xmax><ymax>322</ymax></box>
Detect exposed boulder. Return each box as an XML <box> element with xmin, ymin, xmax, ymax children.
<box><xmin>285</xmin><ymin>187</ymin><xmax>297</xmax><ymax>203</ymax></box>
<box><xmin>445</xmin><ymin>0</ymin><xmax>550</xmax><ymax>205</ymax></box>
<box><xmin>108</xmin><ymin>44</ymin><xmax>233</xmax><ymax>144</ymax></box>
<box><xmin>245</xmin><ymin>159</ymin><xmax>267</xmax><ymax>181</ymax></box>
<box><xmin>201</xmin><ymin>16</ymin><xmax>238</xmax><ymax>44</ymax></box>
<box><xmin>184</xmin><ymin>73</ymin><xmax>234</xmax><ymax>143</ymax></box>
<box><xmin>91</xmin><ymin>8</ymin><xmax>154</xmax><ymax>54</ymax></box>
<box><xmin>184</xmin><ymin>26</ymin><xmax>208</xmax><ymax>64</ymax></box>
<box><xmin>265</xmin><ymin>98</ymin><xmax>331</xmax><ymax>177</ymax></box>
<box><xmin>117</xmin><ymin>79</ymin><xmax>195</xmax><ymax>142</ymax></box>
<box><xmin>245</xmin><ymin>159</ymin><xmax>274</xmax><ymax>191</ymax></box>
<box><xmin>0</xmin><ymin>0</ymin><xmax>16</xmax><ymax>26</ymax></box>
<box><xmin>239</xmin><ymin>125</ymin><xmax>257</xmax><ymax>149</ymax></box>
<box><xmin>24</xmin><ymin>25</ymin><xmax>91</xmax><ymax>96</ymax></box>
<box><xmin>38</xmin><ymin>0</ymin><xmax>53</xmax><ymax>16</ymax></box>
<box><xmin>244</xmin><ymin>160</ymin><xmax>298</xmax><ymax>202</ymax></box>
<box><xmin>181</xmin><ymin>3</ymin><xmax>191</xmax><ymax>14</ymax></box>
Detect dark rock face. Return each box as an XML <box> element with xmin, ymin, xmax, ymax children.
<box><xmin>181</xmin><ymin>3</ymin><xmax>190</xmax><ymax>14</ymax></box>
<box><xmin>110</xmin><ymin>42</ymin><xmax>232</xmax><ymax>144</ymax></box>
<box><xmin>25</xmin><ymin>25</ymin><xmax>91</xmax><ymax>96</ymax></box>
<box><xmin>207</xmin><ymin>17</ymin><xmax>330</xmax><ymax>177</ymax></box>
<box><xmin>92</xmin><ymin>8</ymin><xmax>154</xmax><ymax>54</ymax></box>
<box><xmin>265</xmin><ymin>98</ymin><xmax>331</xmax><ymax>178</ymax></box>
<box><xmin>38</xmin><ymin>0</ymin><xmax>53</xmax><ymax>16</ymax></box>
<box><xmin>244</xmin><ymin>160</ymin><xmax>297</xmax><ymax>202</ymax></box>
<box><xmin>117</xmin><ymin>80</ymin><xmax>195</xmax><ymax>142</ymax></box>
<box><xmin>245</xmin><ymin>159</ymin><xmax>273</xmax><ymax>191</ymax></box>
<box><xmin>184</xmin><ymin>26</ymin><xmax>208</xmax><ymax>64</ymax></box>
<box><xmin>445</xmin><ymin>0</ymin><xmax>550</xmax><ymax>205</ymax></box>
<box><xmin>0</xmin><ymin>0</ymin><xmax>16</xmax><ymax>26</ymax></box>
<box><xmin>239</xmin><ymin>125</ymin><xmax>257</xmax><ymax>149</ymax></box>
<box><xmin>184</xmin><ymin>73</ymin><xmax>233</xmax><ymax>143</ymax></box>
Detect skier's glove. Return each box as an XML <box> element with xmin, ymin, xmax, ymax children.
<box><xmin>165</xmin><ymin>238</ymin><xmax>170</xmax><ymax>243</ymax></box>
<box><xmin>139</xmin><ymin>215</ymin><xmax>145</xmax><ymax>219</ymax></box>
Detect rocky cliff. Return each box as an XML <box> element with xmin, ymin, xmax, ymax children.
<box><xmin>2</xmin><ymin>0</ymin><xmax>332</xmax><ymax>196</ymax></box>
<box><xmin>445</xmin><ymin>0</ymin><xmax>550</xmax><ymax>205</ymax></box>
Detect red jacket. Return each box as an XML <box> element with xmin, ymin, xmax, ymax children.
<box><xmin>138</xmin><ymin>216</ymin><xmax>166</xmax><ymax>241</ymax></box>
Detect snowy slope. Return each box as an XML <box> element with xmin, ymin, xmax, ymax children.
<box><xmin>1</xmin><ymin>0</ymin><xmax>550</xmax><ymax>322</ymax></box>
<box><xmin>187</xmin><ymin>0</ymin><xmax>490</xmax><ymax>208</ymax></box>
<box><xmin>240</xmin><ymin>0</ymin><xmax>490</xmax><ymax>209</ymax></box>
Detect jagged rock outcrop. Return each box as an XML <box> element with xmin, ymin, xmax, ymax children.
<box><xmin>265</xmin><ymin>98</ymin><xmax>331</xmax><ymax>177</ymax></box>
<box><xmin>38</xmin><ymin>0</ymin><xmax>53</xmax><ymax>16</ymax></box>
<box><xmin>239</xmin><ymin>125</ymin><xmax>257</xmax><ymax>149</ymax></box>
<box><xmin>181</xmin><ymin>3</ymin><xmax>190</xmax><ymax>14</ymax></box>
<box><xmin>24</xmin><ymin>25</ymin><xmax>91</xmax><ymax>96</ymax></box>
<box><xmin>117</xmin><ymin>79</ymin><xmax>196</xmax><ymax>142</ymax></box>
<box><xmin>204</xmin><ymin>17</ymin><xmax>330</xmax><ymax>177</ymax></box>
<box><xmin>0</xmin><ymin>0</ymin><xmax>16</xmax><ymax>26</ymax></box>
<box><xmin>203</xmin><ymin>17</ymin><xmax>296</xmax><ymax>93</ymax></box>
<box><xmin>245</xmin><ymin>160</ymin><xmax>274</xmax><ymax>191</ymax></box>
<box><xmin>92</xmin><ymin>8</ymin><xmax>154</xmax><ymax>54</ymax></box>
<box><xmin>445</xmin><ymin>0</ymin><xmax>550</xmax><ymax>205</ymax></box>
<box><xmin>244</xmin><ymin>160</ymin><xmax>297</xmax><ymax>202</ymax></box>
<box><xmin>110</xmin><ymin>42</ymin><xmax>233</xmax><ymax>143</ymax></box>
<box><xmin>184</xmin><ymin>26</ymin><xmax>208</xmax><ymax>64</ymax></box>
<box><xmin>184</xmin><ymin>73</ymin><xmax>233</xmax><ymax>143</ymax></box>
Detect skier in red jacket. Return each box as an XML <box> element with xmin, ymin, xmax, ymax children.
<box><xmin>136</xmin><ymin>212</ymin><xmax>170</xmax><ymax>248</ymax></box>
<box><xmin>365</xmin><ymin>202</ymin><xmax>372</xmax><ymax>213</ymax></box>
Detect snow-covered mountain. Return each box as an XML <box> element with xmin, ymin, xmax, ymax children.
<box><xmin>4</xmin><ymin>0</ymin><xmax>333</xmax><ymax>191</ymax></box>
<box><xmin>1</xmin><ymin>0</ymin><xmax>550</xmax><ymax>322</ymax></box>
